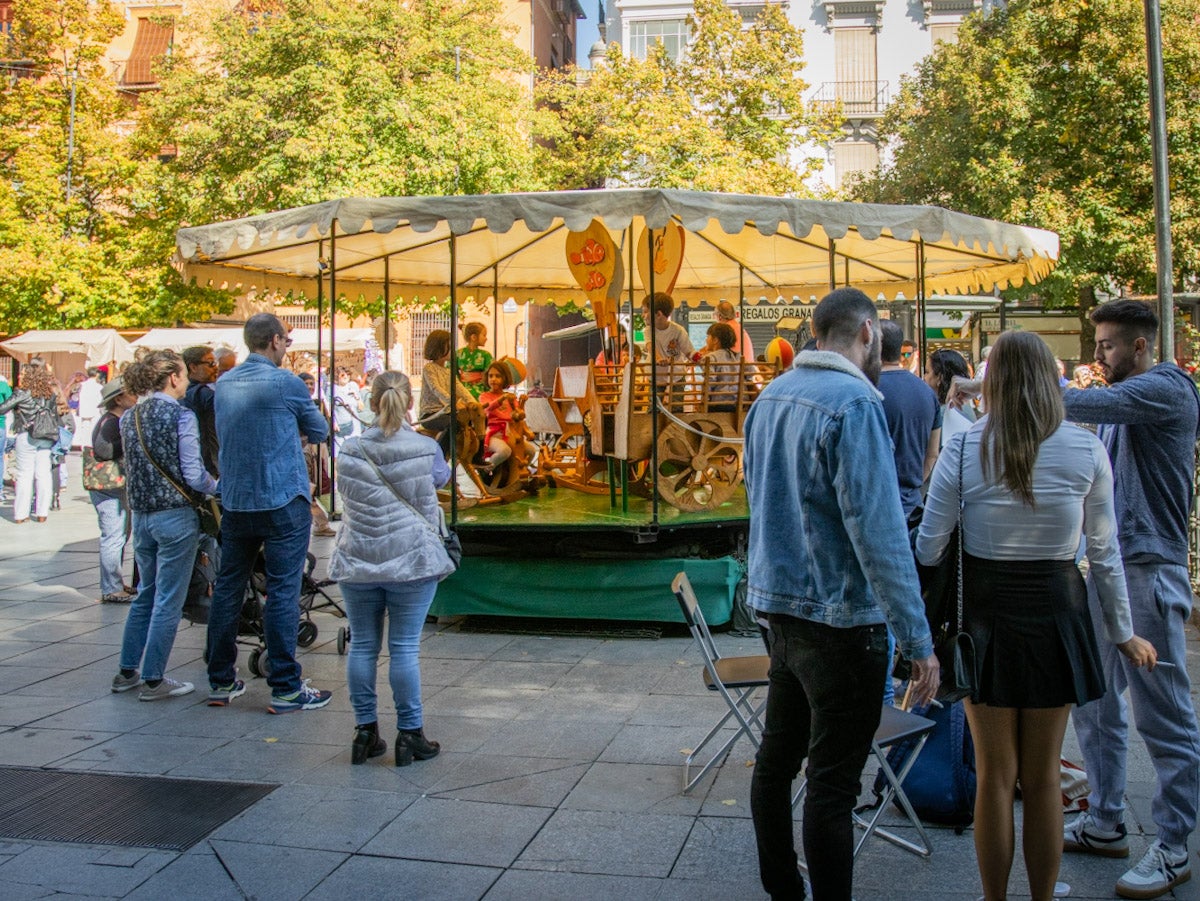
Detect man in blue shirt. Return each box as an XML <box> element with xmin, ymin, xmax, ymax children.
<box><xmin>1062</xmin><ymin>300</ymin><xmax>1200</xmax><ymax>900</ymax></box>
<box><xmin>878</xmin><ymin>320</ymin><xmax>942</xmax><ymax>520</ymax></box>
<box><xmin>744</xmin><ymin>288</ymin><xmax>939</xmax><ymax>901</ymax></box>
<box><xmin>205</xmin><ymin>314</ymin><xmax>332</xmax><ymax>714</ymax></box>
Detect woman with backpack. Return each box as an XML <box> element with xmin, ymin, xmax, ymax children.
<box><xmin>0</xmin><ymin>360</ymin><xmax>68</xmax><ymax>523</ymax></box>
<box><xmin>916</xmin><ymin>331</ymin><xmax>1157</xmax><ymax>901</ymax></box>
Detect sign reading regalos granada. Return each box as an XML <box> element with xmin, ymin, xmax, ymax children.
<box><xmin>690</xmin><ymin>304</ymin><xmax>817</xmax><ymax>325</ymax></box>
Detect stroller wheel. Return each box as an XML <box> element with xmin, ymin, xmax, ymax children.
<box><xmin>297</xmin><ymin>620</ymin><xmax>318</xmax><ymax>648</ymax></box>
<box><xmin>248</xmin><ymin>647</ymin><xmax>271</xmax><ymax>678</ymax></box>
<box><xmin>337</xmin><ymin>626</ymin><xmax>349</xmax><ymax>656</ymax></box>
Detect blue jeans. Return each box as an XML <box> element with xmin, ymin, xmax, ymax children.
<box><xmin>90</xmin><ymin>489</ymin><xmax>129</xmax><ymax>596</ymax></box>
<box><xmin>120</xmin><ymin>506</ymin><xmax>200</xmax><ymax>681</ymax></box>
<box><xmin>341</xmin><ymin>579</ymin><xmax>438</xmax><ymax>730</ymax></box>
<box><xmin>1073</xmin><ymin>562</ymin><xmax>1200</xmax><ymax>848</ymax></box>
<box><xmin>206</xmin><ymin>496</ymin><xmax>311</xmax><ymax>694</ymax></box>
<box><xmin>751</xmin><ymin>615</ymin><xmax>889</xmax><ymax>901</ymax></box>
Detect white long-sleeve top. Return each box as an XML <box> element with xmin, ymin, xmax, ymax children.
<box><xmin>915</xmin><ymin>420</ymin><xmax>1133</xmax><ymax>644</ymax></box>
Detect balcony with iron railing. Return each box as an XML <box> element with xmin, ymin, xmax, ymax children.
<box><xmin>811</xmin><ymin>80</ymin><xmax>891</xmax><ymax>116</ymax></box>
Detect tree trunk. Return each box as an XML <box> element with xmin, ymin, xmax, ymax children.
<box><xmin>1078</xmin><ymin>285</ymin><xmax>1098</xmax><ymax>362</ymax></box>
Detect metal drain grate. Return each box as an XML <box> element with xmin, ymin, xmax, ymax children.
<box><xmin>0</xmin><ymin>766</ymin><xmax>277</xmax><ymax>851</ymax></box>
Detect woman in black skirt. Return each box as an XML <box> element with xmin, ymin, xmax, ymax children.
<box><xmin>916</xmin><ymin>331</ymin><xmax>1156</xmax><ymax>901</ymax></box>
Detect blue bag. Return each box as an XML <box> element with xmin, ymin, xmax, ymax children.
<box><xmin>870</xmin><ymin>699</ymin><xmax>976</xmax><ymax>830</ymax></box>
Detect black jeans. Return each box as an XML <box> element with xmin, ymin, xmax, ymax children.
<box><xmin>750</xmin><ymin>615</ymin><xmax>888</xmax><ymax>901</ymax></box>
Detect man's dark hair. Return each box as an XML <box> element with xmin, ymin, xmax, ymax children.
<box><xmin>880</xmin><ymin>320</ymin><xmax>905</xmax><ymax>363</ymax></box>
<box><xmin>813</xmin><ymin>288</ymin><xmax>877</xmax><ymax>347</ymax></box>
<box><xmin>1091</xmin><ymin>299</ymin><xmax>1158</xmax><ymax>346</ymax></box>
<box><xmin>182</xmin><ymin>345</ymin><xmax>212</xmax><ymax>368</ymax></box>
<box><xmin>643</xmin><ymin>292</ymin><xmax>675</xmax><ymax>318</ymax></box>
<box><xmin>244</xmin><ymin>313</ymin><xmax>286</xmax><ymax>352</ymax></box>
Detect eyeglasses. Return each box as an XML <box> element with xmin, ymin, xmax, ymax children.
<box><xmin>276</xmin><ymin>334</ymin><xmax>293</xmax><ymax>347</ymax></box>
<box><xmin>199</xmin><ymin>360</ymin><xmax>217</xmax><ymax>368</ymax></box>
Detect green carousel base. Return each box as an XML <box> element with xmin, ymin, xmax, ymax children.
<box><xmin>429</xmin><ymin>554</ymin><xmax>742</xmax><ymax>625</ymax></box>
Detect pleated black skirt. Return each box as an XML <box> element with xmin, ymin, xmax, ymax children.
<box><xmin>961</xmin><ymin>552</ymin><xmax>1106</xmax><ymax>708</ymax></box>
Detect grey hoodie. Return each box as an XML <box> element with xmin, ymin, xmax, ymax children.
<box><xmin>1063</xmin><ymin>363</ymin><xmax>1200</xmax><ymax>566</ymax></box>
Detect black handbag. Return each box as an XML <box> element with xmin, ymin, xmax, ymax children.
<box><xmin>929</xmin><ymin>433</ymin><xmax>975</xmax><ymax>704</ymax></box>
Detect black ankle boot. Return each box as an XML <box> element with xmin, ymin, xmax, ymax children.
<box><xmin>351</xmin><ymin>723</ymin><xmax>386</xmax><ymax>765</ymax></box>
<box><xmin>395</xmin><ymin>728</ymin><xmax>440</xmax><ymax>767</ymax></box>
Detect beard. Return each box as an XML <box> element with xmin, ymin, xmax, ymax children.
<box><xmin>862</xmin><ymin>329</ymin><xmax>883</xmax><ymax>386</ymax></box>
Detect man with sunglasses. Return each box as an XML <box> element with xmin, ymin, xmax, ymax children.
<box><xmin>206</xmin><ymin>314</ymin><xmax>333</xmax><ymax>714</ymax></box>
<box><xmin>182</xmin><ymin>346</ymin><xmax>220</xmax><ymax>479</ymax></box>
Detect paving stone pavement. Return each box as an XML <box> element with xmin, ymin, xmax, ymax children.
<box><xmin>1</xmin><ymin>459</ymin><xmax>1199</xmax><ymax>899</ymax></box>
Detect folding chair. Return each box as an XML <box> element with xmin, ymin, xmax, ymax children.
<box><xmin>793</xmin><ymin>702</ymin><xmax>937</xmax><ymax>859</ymax></box>
<box><xmin>672</xmin><ymin>571</ymin><xmax>770</xmax><ymax>793</ymax></box>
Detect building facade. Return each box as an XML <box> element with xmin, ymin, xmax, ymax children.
<box><xmin>602</xmin><ymin>0</ymin><xmax>999</xmax><ymax>191</ymax></box>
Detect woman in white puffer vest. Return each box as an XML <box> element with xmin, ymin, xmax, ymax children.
<box><xmin>330</xmin><ymin>370</ymin><xmax>455</xmax><ymax>767</ymax></box>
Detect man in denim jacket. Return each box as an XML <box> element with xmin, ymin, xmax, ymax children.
<box><xmin>745</xmin><ymin>288</ymin><xmax>938</xmax><ymax>900</ymax></box>
<box><xmin>205</xmin><ymin>314</ymin><xmax>333</xmax><ymax>714</ymax></box>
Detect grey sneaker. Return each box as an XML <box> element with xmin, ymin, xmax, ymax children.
<box><xmin>138</xmin><ymin>677</ymin><xmax>195</xmax><ymax>701</ymax></box>
<box><xmin>1116</xmin><ymin>840</ymin><xmax>1191</xmax><ymax>899</ymax></box>
<box><xmin>207</xmin><ymin>678</ymin><xmax>246</xmax><ymax>707</ymax></box>
<box><xmin>1064</xmin><ymin>811</ymin><xmax>1129</xmax><ymax>858</ymax></box>
<box><xmin>111</xmin><ymin>671</ymin><xmax>141</xmax><ymax>693</ymax></box>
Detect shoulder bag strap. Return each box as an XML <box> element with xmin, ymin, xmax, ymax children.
<box><xmin>134</xmin><ymin>405</ymin><xmax>194</xmax><ymax>505</ymax></box>
<box><xmin>954</xmin><ymin>431</ymin><xmax>966</xmax><ymax>633</ymax></box>
<box><xmin>357</xmin><ymin>442</ymin><xmax>442</xmax><ymax>539</ymax></box>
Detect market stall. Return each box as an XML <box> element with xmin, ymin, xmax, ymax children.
<box><xmin>0</xmin><ymin>329</ymin><xmax>135</xmax><ymax>386</ymax></box>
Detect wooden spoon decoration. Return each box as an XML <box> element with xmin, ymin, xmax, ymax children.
<box><xmin>636</xmin><ymin>221</ymin><xmax>685</xmax><ymax>296</ymax></box>
<box><xmin>565</xmin><ymin>219</ymin><xmax>623</xmax><ymax>338</ymax></box>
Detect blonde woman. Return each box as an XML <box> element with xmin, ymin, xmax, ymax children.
<box><xmin>331</xmin><ymin>371</ymin><xmax>455</xmax><ymax>766</ymax></box>
<box><xmin>916</xmin><ymin>331</ymin><xmax>1156</xmax><ymax>901</ymax></box>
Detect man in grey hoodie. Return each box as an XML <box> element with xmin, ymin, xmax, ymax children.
<box><xmin>1062</xmin><ymin>300</ymin><xmax>1200</xmax><ymax>900</ymax></box>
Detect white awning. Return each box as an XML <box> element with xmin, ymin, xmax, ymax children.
<box><xmin>0</xmin><ymin>329</ymin><xmax>135</xmax><ymax>366</ymax></box>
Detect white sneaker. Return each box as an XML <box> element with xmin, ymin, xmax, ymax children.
<box><xmin>1116</xmin><ymin>840</ymin><xmax>1191</xmax><ymax>900</ymax></box>
<box><xmin>1064</xmin><ymin>810</ymin><xmax>1130</xmax><ymax>858</ymax></box>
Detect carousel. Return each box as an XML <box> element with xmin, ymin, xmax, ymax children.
<box><xmin>175</xmin><ymin>190</ymin><xmax>1059</xmax><ymax>622</ymax></box>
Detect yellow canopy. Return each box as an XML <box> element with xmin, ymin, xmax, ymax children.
<box><xmin>176</xmin><ymin>189</ymin><xmax>1059</xmax><ymax>306</ymax></box>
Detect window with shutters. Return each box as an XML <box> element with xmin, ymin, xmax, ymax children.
<box><xmin>122</xmin><ymin>17</ymin><xmax>174</xmax><ymax>87</ymax></box>
<box><xmin>832</xmin><ymin>141</ymin><xmax>879</xmax><ymax>191</ymax></box>
<box><xmin>833</xmin><ymin>27</ymin><xmax>878</xmax><ymax>115</ymax></box>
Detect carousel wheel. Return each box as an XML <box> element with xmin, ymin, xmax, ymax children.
<box><xmin>655</xmin><ymin>418</ymin><xmax>742</xmax><ymax>512</ymax></box>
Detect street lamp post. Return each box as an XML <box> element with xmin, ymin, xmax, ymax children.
<box><xmin>1143</xmin><ymin>0</ymin><xmax>1173</xmax><ymax>358</ymax></box>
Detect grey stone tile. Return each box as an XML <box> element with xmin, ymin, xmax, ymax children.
<box><xmin>69</xmin><ymin>622</ymin><xmax>132</xmax><ymax>645</ymax></box>
<box><xmin>489</xmin><ymin>634</ymin><xmax>604</xmax><ymax>664</ymax></box>
<box><xmin>165</xmin><ymin>735</ymin><xmax>342</xmax><ymax>782</ymax></box>
<box><xmin>360</xmin><ymin>797</ymin><xmax>552</xmax><ymax>867</ymax></box>
<box><xmin>0</xmin><ymin>844</ymin><xmax>174</xmax><ymax>897</ymax></box>
<box><xmin>475</xmin><ymin>716</ymin><xmax>621</xmax><ymax>760</ymax></box>
<box><xmin>582</xmin><ymin>637</ymin><xmax>688</xmax><ymax>664</ymax></box>
<box><xmin>599</xmin><ymin>723</ymin><xmax>703</xmax><ymax>766</ymax></box>
<box><xmin>484</xmin><ymin>868</ymin><xmax>664</xmax><ymax>900</ymax></box>
<box><xmin>418</xmin><ymin>654</ymin><xmax>487</xmax><ymax>687</ymax></box>
<box><xmin>563</xmin><ymin>762</ymin><xmax>703</xmax><ymax>816</ymax></box>
<box><xmin>0</xmin><ymin>695</ymin><xmax>82</xmax><ymax>729</ymax></box>
<box><xmin>420</xmin><ymin>630</ymin><xmax>517</xmax><ymax>659</ymax></box>
<box><xmin>457</xmin><ymin>659</ymin><xmax>573</xmax><ymax>691</ymax></box>
<box><xmin>3</xmin><ymin>642</ymin><xmax>119</xmax><ymax>670</ymax></box>
<box><xmin>28</xmin><ymin>693</ymin><xmax>185</xmax><ymax>733</ymax></box>
<box><xmin>515</xmin><ymin>689</ymin><xmax>642</xmax><ymax>723</ymax></box>
<box><xmin>0</xmin><ymin>726</ymin><xmax>122</xmax><ymax>766</ymax></box>
<box><xmin>556</xmin><ymin>661</ymin><xmax>670</xmax><ymax>695</ymax></box>
<box><xmin>428</xmin><ymin>755</ymin><xmax>589</xmax><ymax>808</ymax></box>
<box><xmin>0</xmin><ymin>664</ymin><xmax>78</xmax><ymax>692</ymax></box>
<box><xmin>670</xmin><ymin>816</ymin><xmax>760</xmax><ymax>883</ymax></box>
<box><xmin>56</xmin><ymin>731</ymin><xmax>231</xmax><ymax>775</ymax></box>
<box><xmin>206</xmin><ymin>840</ymin><xmax>347</xmax><ymax>899</ymax></box>
<box><xmin>210</xmin><ymin>783</ymin><xmax>411</xmax><ymax>852</ymax></box>
<box><xmin>418</xmin><ymin>714</ymin><xmax>508</xmax><ymax>754</ymax></box>
<box><xmin>515</xmin><ymin>809</ymin><xmax>694</xmax><ymax>877</ymax></box>
<box><xmin>422</xmin><ymin>685</ymin><xmax>548</xmax><ymax>720</ymax></box>
<box><xmin>656</xmin><ymin>876</ymin><xmax>769</xmax><ymax>900</ymax></box>
<box><xmin>627</xmin><ymin>691</ymin><xmax>736</xmax><ymax>728</ymax></box>
<box><xmin>124</xmin><ymin>848</ymin><xmax>242</xmax><ymax>901</ymax></box>
<box><xmin>306</xmin><ymin>854</ymin><xmax>502</xmax><ymax>901</ymax></box>
<box><xmin>131</xmin><ymin>702</ymin><xmax>272</xmax><ymax>739</ymax></box>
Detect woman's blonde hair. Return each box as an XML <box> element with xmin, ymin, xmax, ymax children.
<box><xmin>123</xmin><ymin>350</ymin><xmax>184</xmax><ymax>396</ymax></box>
<box><xmin>370</xmin><ymin>370</ymin><xmax>412</xmax><ymax>436</ymax></box>
<box><xmin>980</xmin><ymin>331</ymin><xmax>1064</xmax><ymax>506</ymax></box>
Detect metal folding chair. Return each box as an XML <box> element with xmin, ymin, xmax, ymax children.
<box><xmin>793</xmin><ymin>702</ymin><xmax>937</xmax><ymax>859</ymax></box>
<box><xmin>672</xmin><ymin>571</ymin><xmax>770</xmax><ymax>793</ymax></box>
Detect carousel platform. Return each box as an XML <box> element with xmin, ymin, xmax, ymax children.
<box><xmin>428</xmin><ymin>485</ymin><xmax>749</xmax><ymax>625</ymax></box>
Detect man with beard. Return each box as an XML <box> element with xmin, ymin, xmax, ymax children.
<box><xmin>1061</xmin><ymin>300</ymin><xmax>1200</xmax><ymax>900</ymax></box>
<box><xmin>744</xmin><ymin>287</ymin><xmax>939</xmax><ymax>900</ymax></box>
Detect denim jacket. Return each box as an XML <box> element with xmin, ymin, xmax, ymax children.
<box><xmin>214</xmin><ymin>354</ymin><xmax>330</xmax><ymax>512</ymax></box>
<box><xmin>743</xmin><ymin>350</ymin><xmax>933</xmax><ymax>661</ymax></box>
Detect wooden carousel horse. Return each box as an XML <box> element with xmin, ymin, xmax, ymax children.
<box><xmin>451</xmin><ymin>395</ymin><xmax>537</xmax><ymax>503</ymax></box>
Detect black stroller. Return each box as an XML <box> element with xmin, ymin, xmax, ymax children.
<box><xmin>239</xmin><ymin>551</ymin><xmax>345</xmax><ymax>678</ymax></box>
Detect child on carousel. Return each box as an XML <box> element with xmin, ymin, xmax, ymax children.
<box><xmin>477</xmin><ymin>361</ymin><xmax>518</xmax><ymax>473</ymax></box>
<box><xmin>456</xmin><ymin>322</ymin><xmax>492</xmax><ymax>399</ymax></box>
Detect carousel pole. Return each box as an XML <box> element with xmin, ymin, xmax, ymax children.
<box><xmin>917</xmin><ymin>240</ymin><xmax>928</xmax><ymax>368</ymax></box>
<box><xmin>1144</xmin><ymin>0</ymin><xmax>1174</xmax><ymax>358</ymax></box>
<box><xmin>383</xmin><ymin>256</ymin><xmax>391</xmax><ymax>370</ymax></box>
<box><xmin>329</xmin><ymin>222</ymin><xmax>340</xmax><ymax>518</ymax></box>
<box><xmin>647</xmin><ymin>226</ymin><xmax>659</xmax><ymax>527</ymax></box>
<box><xmin>492</xmin><ymin>267</ymin><xmax>499</xmax><ymax>360</ymax></box>
<box><xmin>315</xmin><ymin>244</ymin><xmax>327</xmax><ymax>521</ymax></box>
<box><xmin>628</xmin><ymin>225</ymin><xmax>636</xmax><ymax>365</ymax></box>
<box><xmin>738</xmin><ymin>267</ymin><xmax>745</xmax><ymax>357</ymax></box>
<box><xmin>449</xmin><ymin>235</ymin><xmax>459</xmax><ymax>525</ymax></box>
<box><xmin>827</xmin><ymin>240</ymin><xmax>836</xmax><ymax>292</ymax></box>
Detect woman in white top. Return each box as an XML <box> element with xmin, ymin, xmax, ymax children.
<box><xmin>916</xmin><ymin>331</ymin><xmax>1156</xmax><ymax>901</ymax></box>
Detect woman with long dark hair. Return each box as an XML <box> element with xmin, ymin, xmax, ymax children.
<box><xmin>332</xmin><ymin>371</ymin><xmax>454</xmax><ymax>766</ymax></box>
<box><xmin>916</xmin><ymin>331</ymin><xmax>1156</xmax><ymax>901</ymax></box>
<box><xmin>112</xmin><ymin>350</ymin><xmax>218</xmax><ymax>701</ymax></box>
<box><xmin>0</xmin><ymin>361</ymin><xmax>67</xmax><ymax>523</ymax></box>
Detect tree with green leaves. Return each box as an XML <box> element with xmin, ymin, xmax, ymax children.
<box><xmin>853</xmin><ymin>0</ymin><xmax>1200</xmax><ymax>352</ymax></box>
<box><xmin>535</xmin><ymin>0</ymin><xmax>840</xmax><ymax>195</ymax></box>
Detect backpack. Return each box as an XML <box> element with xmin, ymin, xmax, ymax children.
<box><xmin>869</xmin><ymin>699</ymin><xmax>976</xmax><ymax>831</ymax></box>
<box><xmin>182</xmin><ymin>547</ymin><xmax>216</xmax><ymax>625</ymax></box>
